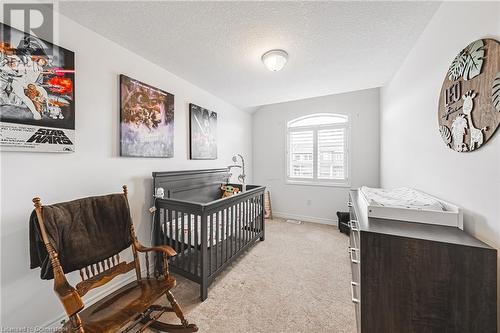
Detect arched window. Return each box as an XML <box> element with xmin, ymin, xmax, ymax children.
<box><xmin>286</xmin><ymin>113</ymin><xmax>349</xmax><ymax>185</ymax></box>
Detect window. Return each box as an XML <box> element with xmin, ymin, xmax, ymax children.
<box><xmin>286</xmin><ymin>113</ymin><xmax>349</xmax><ymax>186</ymax></box>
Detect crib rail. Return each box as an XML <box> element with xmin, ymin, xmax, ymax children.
<box><xmin>153</xmin><ymin>185</ymin><xmax>265</xmax><ymax>300</ymax></box>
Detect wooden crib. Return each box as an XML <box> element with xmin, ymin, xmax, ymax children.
<box><xmin>152</xmin><ymin>169</ymin><xmax>265</xmax><ymax>300</ymax></box>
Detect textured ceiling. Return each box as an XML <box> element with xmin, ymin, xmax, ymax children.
<box><xmin>59</xmin><ymin>1</ymin><xmax>440</xmax><ymax>109</ymax></box>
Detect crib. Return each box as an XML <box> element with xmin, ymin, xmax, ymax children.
<box><xmin>152</xmin><ymin>169</ymin><xmax>265</xmax><ymax>300</ymax></box>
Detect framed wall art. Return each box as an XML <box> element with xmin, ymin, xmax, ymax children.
<box><xmin>189</xmin><ymin>103</ymin><xmax>217</xmax><ymax>159</ymax></box>
<box><xmin>0</xmin><ymin>23</ymin><xmax>75</xmax><ymax>153</ymax></box>
<box><xmin>438</xmin><ymin>38</ymin><xmax>500</xmax><ymax>152</ymax></box>
<box><xmin>120</xmin><ymin>74</ymin><xmax>174</xmax><ymax>157</ymax></box>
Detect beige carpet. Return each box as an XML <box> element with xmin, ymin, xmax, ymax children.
<box><xmin>150</xmin><ymin>218</ymin><xmax>356</xmax><ymax>333</ymax></box>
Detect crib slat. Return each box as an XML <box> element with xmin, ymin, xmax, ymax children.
<box><xmin>243</xmin><ymin>200</ymin><xmax>246</xmax><ymax>245</ymax></box>
<box><xmin>181</xmin><ymin>212</ymin><xmax>185</xmax><ymax>268</ymax></box>
<box><xmin>163</xmin><ymin>208</ymin><xmax>167</xmax><ymax>248</ymax></box>
<box><xmin>220</xmin><ymin>210</ymin><xmax>223</xmax><ymax>265</ymax></box>
<box><xmin>195</xmin><ymin>214</ymin><xmax>199</xmax><ymax>276</ymax></box>
<box><xmin>184</xmin><ymin>213</ymin><xmax>188</xmax><ymax>273</ymax></box>
<box><xmin>255</xmin><ymin>197</ymin><xmax>257</xmax><ymax>237</ymax></box>
<box><xmin>225</xmin><ymin>208</ymin><xmax>229</xmax><ymax>262</ymax></box>
<box><xmin>236</xmin><ymin>203</ymin><xmax>240</xmax><ymax>250</ymax></box>
<box><xmin>254</xmin><ymin>197</ymin><xmax>258</xmax><ymax>235</ymax></box>
<box><xmin>248</xmin><ymin>199</ymin><xmax>251</xmax><ymax>241</ymax></box>
<box><xmin>188</xmin><ymin>213</ymin><xmax>192</xmax><ymax>274</ymax></box>
<box><xmin>251</xmin><ymin>198</ymin><xmax>255</xmax><ymax>239</ymax></box>
<box><xmin>244</xmin><ymin>200</ymin><xmax>248</xmax><ymax>244</ymax></box>
<box><xmin>176</xmin><ymin>210</ymin><xmax>180</xmax><ymax>254</ymax></box>
<box><xmin>220</xmin><ymin>210</ymin><xmax>223</xmax><ymax>264</ymax></box>
<box><xmin>259</xmin><ymin>196</ymin><xmax>262</xmax><ymax>233</ymax></box>
<box><xmin>250</xmin><ymin>198</ymin><xmax>253</xmax><ymax>240</ymax></box>
<box><xmin>249</xmin><ymin>199</ymin><xmax>252</xmax><ymax>241</ymax></box>
<box><xmin>215</xmin><ymin>211</ymin><xmax>219</xmax><ymax>270</ymax></box>
<box><xmin>230</xmin><ymin>205</ymin><xmax>234</xmax><ymax>257</ymax></box>
<box><xmin>255</xmin><ymin>196</ymin><xmax>259</xmax><ymax>237</ymax></box>
<box><xmin>208</xmin><ymin>214</ymin><xmax>212</xmax><ymax>275</ymax></box>
<box><xmin>251</xmin><ymin>198</ymin><xmax>254</xmax><ymax>239</ymax></box>
<box><xmin>247</xmin><ymin>199</ymin><xmax>252</xmax><ymax>243</ymax></box>
<box><xmin>240</xmin><ymin>202</ymin><xmax>243</xmax><ymax>249</ymax></box>
<box><xmin>233</xmin><ymin>203</ymin><xmax>236</xmax><ymax>254</ymax></box>
<box><xmin>173</xmin><ymin>210</ymin><xmax>177</xmax><ymax>253</ymax></box>
<box><xmin>212</xmin><ymin>213</ymin><xmax>215</xmax><ymax>273</ymax></box>
<box><xmin>222</xmin><ymin>210</ymin><xmax>226</xmax><ymax>263</ymax></box>
<box><xmin>240</xmin><ymin>202</ymin><xmax>244</xmax><ymax>246</ymax></box>
<box><xmin>168</xmin><ymin>209</ymin><xmax>172</xmax><ymax>250</ymax></box>
<box><xmin>168</xmin><ymin>209</ymin><xmax>172</xmax><ymax>248</ymax></box>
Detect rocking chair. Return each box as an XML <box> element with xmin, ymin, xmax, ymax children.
<box><xmin>30</xmin><ymin>185</ymin><xmax>198</xmax><ymax>333</ymax></box>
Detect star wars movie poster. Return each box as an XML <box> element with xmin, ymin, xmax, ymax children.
<box><xmin>0</xmin><ymin>23</ymin><xmax>75</xmax><ymax>153</ymax></box>
<box><xmin>120</xmin><ymin>75</ymin><xmax>174</xmax><ymax>157</ymax></box>
<box><xmin>189</xmin><ymin>103</ymin><xmax>217</xmax><ymax>160</ymax></box>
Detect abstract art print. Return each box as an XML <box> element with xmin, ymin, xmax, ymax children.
<box><xmin>189</xmin><ymin>103</ymin><xmax>217</xmax><ymax>159</ymax></box>
<box><xmin>120</xmin><ymin>75</ymin><xmax>174</xmax><ymax>157</ymax></box>
<box><xmin>0</xmin><ymin>23</ymin><xmax>75</xmax><ymax>152</ymax></box>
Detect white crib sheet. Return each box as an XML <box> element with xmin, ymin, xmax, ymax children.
<box><xmin>161</xmin><ymin>203</ymin><xmax>260</xmax><ymax>247</ymax></box>
<box><xmin>360</xmin><ymin>186</ymin><xmax>446</xmax><ymax>211</ymax></box>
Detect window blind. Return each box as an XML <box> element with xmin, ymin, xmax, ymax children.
<box><xmin>289</xmin><ymin>130</ymin><xmax>313</xmax><ymax>178</ymax></box>
<box><xmin>317</xmin><ymin>128</ymin><xmax>345</xmax><ymax>180</ymax></box>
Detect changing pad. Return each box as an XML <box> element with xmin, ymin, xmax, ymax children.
<box><xmin>360</xmin><ymin>186</ymin><xmax>446</xmax><ymax>211</ymax></box>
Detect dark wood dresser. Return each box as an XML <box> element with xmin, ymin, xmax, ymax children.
<box><xmin>348</xmin><ymin>189</ymin><xmax>497</xmax><ymax>333</ymax></box>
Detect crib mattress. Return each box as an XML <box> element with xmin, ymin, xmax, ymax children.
<box><xmin>357</xmin><ymin>186</ymin><xmax>463</xmax><ymax>229</ymax></box>
<box><xmin>160</xmin><ymin>203</ymin><xmax>260</xmax><ymax>247</ymax></box>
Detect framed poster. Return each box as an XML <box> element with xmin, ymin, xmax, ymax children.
<box><xmin>0</xmin><ymin>23</ymin><xmax>75</xmax><ymax>152</ymax></box>
<box><xmin>189</xmin><ymin>103</ymin><xmax>217</xmax><ymax>159</ymax></box>
<box><xmin>120</xmin><ymin>75</ymin><xmax>174</xmax><ymax>157</ymax></box>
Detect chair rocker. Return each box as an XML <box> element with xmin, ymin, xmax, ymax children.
<box><xmin>31</xmin><ymin>185</ymin><xmax>198</xmax><ymax>333</ymax></box>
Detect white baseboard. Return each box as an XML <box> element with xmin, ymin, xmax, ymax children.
<box><xmin>273</xmin><ymin>211</ymin><xmax>338</xmax><ymax>226</ymax></box>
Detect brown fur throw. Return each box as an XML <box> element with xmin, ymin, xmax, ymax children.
<box><xmin>30</xmin><ymin>194</ymin><xmax>132</xmax><ymax>280</ymax></box>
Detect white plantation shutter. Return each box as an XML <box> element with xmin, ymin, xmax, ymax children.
<box><xmin>318</xmin><ymin>128</ymin><xmax>346</xmax><ymax>180</ymax></box>
<box><xmin>287</xmin><ymin>114</ymin><xmax>349</xmax><ymax>185</ymax></box>
<box><xmin>289</xmin><ymin>130</ymin><xmax>314</xmax><ymax>178</ymax></box>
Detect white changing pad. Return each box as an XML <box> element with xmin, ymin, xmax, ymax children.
<box><xmin>360</xmin><ymin>186</ymin><xmax>446</xmax><ymax>211</ymax></box>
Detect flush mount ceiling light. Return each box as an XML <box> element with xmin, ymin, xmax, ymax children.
<box><xmin>261</xmin><ymin>49</ymin><xmax>288</xmax><ymax>72</ymax></box>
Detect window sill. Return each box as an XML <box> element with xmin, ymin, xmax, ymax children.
<box><xmin>285</xmin><ymin>179</ymin><xmax>351</xmax><ymax>188</ymax></box>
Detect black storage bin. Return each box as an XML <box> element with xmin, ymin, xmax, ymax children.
<box><xmin>336</xmin><ymin>211</ymin><xmax>350</xmax><ymax>235</ymax></box>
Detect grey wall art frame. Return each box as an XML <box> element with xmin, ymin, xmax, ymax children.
<box><xmin>120</xmin><ymin>74</ymin><xmax>174</xmax><ymax>157</ymax></box>
<box><xmin>189</xmin><ymin>103</ymin><xmax>217</xmax><ymax>160</ymax></box>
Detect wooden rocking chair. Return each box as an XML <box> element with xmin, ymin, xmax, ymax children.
<box><xmin>31</xmin><ymin>186</ymin><xmax>198</xmax><ymax>333</ymax></box>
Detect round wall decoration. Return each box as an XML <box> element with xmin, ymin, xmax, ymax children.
<box><xmin>438</xmin><ymin>38</ymin><xmax>500</xmax><ymax>152</ymax></box>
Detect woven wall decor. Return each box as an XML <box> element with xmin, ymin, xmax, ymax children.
<box><xmin>438</xmin><ymin>38</ymin><xmax>500</xmax><ymax>152</ymax></box>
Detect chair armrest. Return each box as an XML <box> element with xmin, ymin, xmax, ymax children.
<box><xmin>135</xmin><ymin>243</ymin><xmax>177</xmax><ymax>257</ymax></box>
<box><xmin>54</xmin><ymin>276</ymin><xmax>84</xmax><ymax>317</ymax></box>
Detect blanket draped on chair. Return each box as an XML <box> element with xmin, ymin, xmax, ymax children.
<box><xmin>29</xmin><ymin>194</ymin><xmax>132</xmax><ymax>280</ymax></box>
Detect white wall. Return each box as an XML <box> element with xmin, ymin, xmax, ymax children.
<box><xmin>380</xmin><ymin>0</ymin><xmax>500</xmax><ymax>314</ymax></box>
<box><xmin>0</xmin><ymin>12</ymin><xmax>252</xmax><ymax>327</ymax></box>
<box><xmin>253</xmin><ymin>88</ymin><xmax>380</xmax><ymax>224</ymax></box>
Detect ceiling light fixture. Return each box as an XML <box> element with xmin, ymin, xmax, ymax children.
<box><xmin>262</xmin><ymin>49</ymin><xmax>288</xmax><ymax>72</ymax></box>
